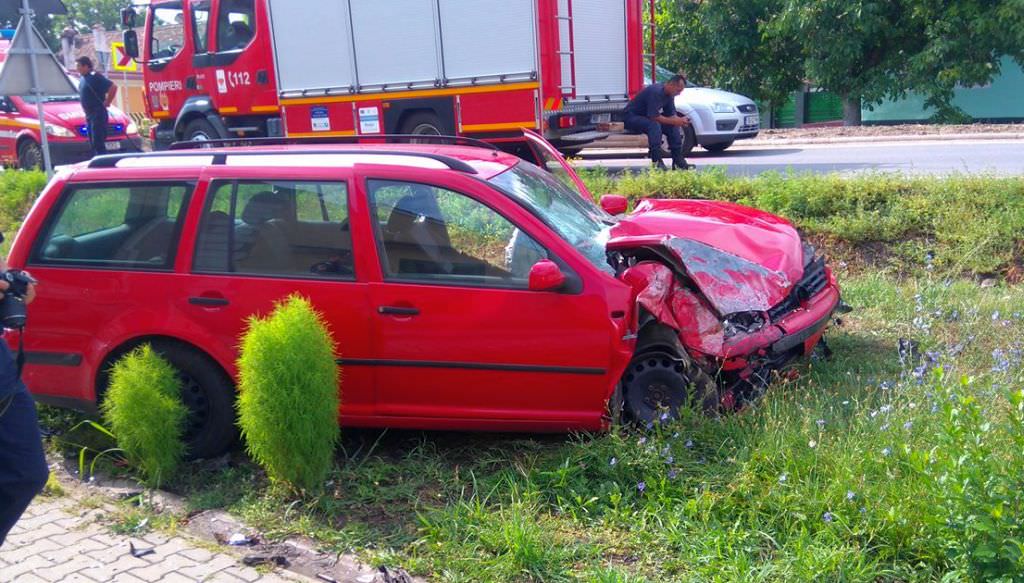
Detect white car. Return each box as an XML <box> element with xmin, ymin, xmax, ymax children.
<box><xmin>674</xmin><ymin>85</ymin><xmax>760</xmax><ymax>153</ymax></box>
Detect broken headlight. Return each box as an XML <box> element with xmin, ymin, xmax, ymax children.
<box><xmin>722</xmin><ymin>311</ymin><xmax>766</xmax><ymax>338</ymax></box>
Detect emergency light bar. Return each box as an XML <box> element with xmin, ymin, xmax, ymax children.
<box><xmin>0</xmin><ymin>29</ymin><xmax>15</xmax><ymax>40</ymax></box>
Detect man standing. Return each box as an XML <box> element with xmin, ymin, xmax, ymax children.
<box><xmin>623</xmin><ymin>74</ymin><xmax>692</xmax><ymax>170</ymax></box>
<box><xmin>76</xmin><ymin>56</ymin><xmax>117</xmax><ymax>157</ymax></box>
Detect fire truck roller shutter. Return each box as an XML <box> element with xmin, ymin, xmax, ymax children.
<box><xmin>570</xmin><ymin>0</ymin><xmax>628</xmax><ymax>100</ymax></box>
<box><xmin>268</xmin><ymin>0</ymin><xmax>356</xmax><ymax>95</ymax></box>
<box><xmin>437</xmin><ymin>0</ymin><xmax>537</xmax><ymax>83</ymax></box>
<box><xmin>350</xmin><ymin>1</ymin><xmax>440</xmax><ymax>88</ymax></box>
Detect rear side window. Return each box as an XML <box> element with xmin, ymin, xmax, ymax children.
<box><xmin>216</xmin><ymin>0</ymin><xmax>255</xmax><ymax>52</ymax></box>
<box><xmin>193</xmin><ymin>180</ymin><xmax>354</xmax><ymax>279</ymax></box>
<box><xmin>33</xmin><ymin>182</ymin><xmax>193</xmax><ymax>269</ymax></box>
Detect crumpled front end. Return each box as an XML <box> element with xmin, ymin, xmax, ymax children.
<box><xmin>612</xmin><ymin>234</ymin><xmax>841</xmax><ymax>408</ymax></box>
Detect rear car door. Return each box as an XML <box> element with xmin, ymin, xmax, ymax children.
<box><xmin>21</xmin><ymin>178</ymin><xmax>198</xmax><ymax>405</ymax></box>
<box><xmin>360</xmin><ymin>169</ymin><xmax>615</xmax><ymax>429</ymax></box>
<box><xmin>180</xmin><ymin>168</ymin><xmax>376</xmax><ymax>419</ymax></box>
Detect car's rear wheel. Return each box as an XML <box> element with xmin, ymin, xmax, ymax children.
<box><xmin>660</xmin><ymin>126</ymin><xmax>697</xmax><ymax>158</ymax></box>
<box><xmin>183</xmin><ymin>118</ymin><xmax>219</xmax><ymax>143</ymax></box>
<box><xmin>399</xmin><ymin>112</ymin><xmax>445</xmax><ymax>142</ymax></box>
<box><xmin>17</xmin><ymin>139</ymin><xmax>43</xmax><ymax>170</ymax></box>
<box><xmin>622</xmin><ymin>326</ymin><xmax>718</xmax><ymax>424</ymax></box>
<box><xmin>704</xmin><ymin>141</ymin><xmax>734</xmax><ymax>152</ymax></box>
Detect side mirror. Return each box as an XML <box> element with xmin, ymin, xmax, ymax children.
<box><xmin>122</xmin><ymin>30</ymin><xmax>139</xmax><ymax>60</ymax></box>
<box><xmin>528</xmin><ymin>259</ymin><xmax>566</xmax><ymax>292</ymax></box>
<box><xmin>600</xmin><ymin>194</ymin><xmax>629</xmax><ymax>215</ymax></box>
<box><xmin>0</xmin><ymin>98</ymin><xmax>12</xmax><ymax>113</ymax></box>
<box><xmin>120</xmin><ymin>7</ymin><xmax>137</xmax><ymax>29</ymax></box>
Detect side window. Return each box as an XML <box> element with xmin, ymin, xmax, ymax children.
<box><xmin>368</xmin><ymin>179</ymin><xmax>547</xmax><ymax>287</ymax></box>
<box><xmin>215</xmin><ymin>0</ymin><xmax>255</xmax><ymax>52</ymax></box>
<box><xmin>191</xmin><ymin>1</ymin><xmax>212</xmax><ymax>53</ymax></box>
<box><xmin>33</xmin><ymin>183</ymin><xmax>192</xmax><ymax>269</ymax></box>
<box><xmin>149</xmin><ymin>3</ymin><xmax>186</xmax><ymax>61</ymax></box>
<box><xmin>193</xmin><ymin>180</ymin><xmax>354</xmax><ymax>278</ymax></box>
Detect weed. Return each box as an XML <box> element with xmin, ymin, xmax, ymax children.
<box><xmin>102</xmin><ymin>345</ymin><xmax>188</xmax><ymax>488</ymax></box>
<box><xmin>236</xmin><ymin>294</ymin><xmax>340</xmax><ymax>492</ymax></box>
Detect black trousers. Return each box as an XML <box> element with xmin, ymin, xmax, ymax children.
<box><xmin>0</xmin><ymin>344</ymin><xmax>49</xmax><ymax>546</ymax></box>
<box><xmin>624</xmin><ymin>113</ymin><xmax>683</xmax><ymax>154</ymax></box>
<box><xmin>86</xmin><ymin>111</ymin><xmax>109</xmax><ymax>156</ymax></box>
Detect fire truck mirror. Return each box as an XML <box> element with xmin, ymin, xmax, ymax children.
<box><xmin>120</xmin><ymin>8</ymin><xmax>137</xmax><ymax>29</ymax></box>
<box><xmin>122</xmin><ymin>30</ymin><xmax>140</xmax><ymax>60</ymax></box>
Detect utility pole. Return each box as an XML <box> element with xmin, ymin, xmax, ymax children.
<box><xmin>20</xmin><ymin>0</ymin><xmax>53</xmax><ymax>176</ymax></box>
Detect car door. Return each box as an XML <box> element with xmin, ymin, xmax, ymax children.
<box><xmin>0</xmin><ymin>96</ymin><xmax>21</xmax><ymax>165</ymax></box>
<box><xmin>178</xmin><ymin>168</ymin><xmax>377</xmax><ymax>420</ymax></box>
<box><xmin>360</xmin><ymin>169</ymin><xmax>616</xmax><ymax>429</ymax></box>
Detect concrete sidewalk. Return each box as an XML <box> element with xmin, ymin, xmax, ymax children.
<box><xmin>0</xmin><ymin>496</ymin><xmax>307</xmax><ymax>583</ymax></box>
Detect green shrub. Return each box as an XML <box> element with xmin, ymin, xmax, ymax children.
<box><xmin>0</xmin><ymin>169</ymin><xmax>47</xmax><ymax>253</ymax></box>
<box><xmin>237</xmin><ymin>294</ymin><xmax>340</xmax><ymax>491</ymax></box>
<box><xmin>101</xmin><ymin>345</ymin><xmax>188</xmax><ymax>487</ymax></box>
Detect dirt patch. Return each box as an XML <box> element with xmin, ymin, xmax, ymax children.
<box><xmin>757</xmin><ymin>123</ymin><xmax>1024</xmax><ymax>141</ymax></box>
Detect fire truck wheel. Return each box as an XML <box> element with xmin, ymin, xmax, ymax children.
<box><xmin>400</xmin><ymin>112</ymin><xmax>445</xmax><ymax>140</ymax></box>
<box><xmin>17</xmin><ymin>140</ymin><xmax>43</xmax><ymax>170</ymax></box>
<box><xmin>183</xmin><ymin>118</ymin><xmax>219</xmax><ymax>142</ymax></box>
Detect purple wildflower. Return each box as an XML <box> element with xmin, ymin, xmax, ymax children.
<box><xmin>667</xmin><ymin>469</ymin><xmax>678</xmax><ymax>480</ymax></box>
<box><xmin>816</xmin><ymin>419</ymin><xmax>826</xmax><ymax>430</ymax></box>
<box><xmin>823</xmin><ymin>512</ymin><xmax>834</xmax><ymax>523</ymax></box>
<box><xmin>637</xmin><ymin>481</ymin><xmax>646</xmax><ymax>493</ymax></box>
<box><xmin>685</xmin><ymin>439</ymin><xmax>694</xmax><ymax>449</ymax></box>
<box><xmin>609</xmin><ymin>457</ymin><xmax>618</xmax><ymax>467</ymax></box>
<box><xmin>846</xmin><ymin>491</ymin><xmax>856</xmax><ymax>501</ymax></box>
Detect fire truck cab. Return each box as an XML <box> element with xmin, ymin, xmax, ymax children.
<box><xmin>133</xmin><ymin>0</ymin><xmax>654</xmax><ymax>150</ymax></box>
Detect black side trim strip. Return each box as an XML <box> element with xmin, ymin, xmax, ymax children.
<box><xmin>31</xmin><ymin>394</ymin><xmax>97</xmax><ymax>414</ymax></box>
<box><xmin>25</xmin><ymin>352</ymin><xmax>83</xmax><ymax>367</ymax></box>
<box><xmin>336</xmin><ymin>358</ymin><xmax>605</xmax><ymax>376</ymax></box>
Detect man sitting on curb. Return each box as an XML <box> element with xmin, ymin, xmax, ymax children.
<box><xmin>623</xmin><ymin>74</ymin><xmax>692</xmax><ymax>171</ymax></box>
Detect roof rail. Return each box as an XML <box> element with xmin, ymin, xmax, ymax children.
<box><xmin>86</xmin><ymin>149</ymin><xmax>479</xmax><ymax>174</ymax></box>
<box><xmin>168</xmin><ymin>134</ymin><xmax>502</xmax><ymax>151</ymax></box>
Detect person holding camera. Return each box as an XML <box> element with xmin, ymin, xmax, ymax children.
<box><xmin>0</xmin><ymin>254</ymin><xmax>46</xmax><ymax>548</ymax></box>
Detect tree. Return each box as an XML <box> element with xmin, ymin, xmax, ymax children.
<box><xmin>772</xmin><ymin>0</ymin><xmax>1024</xmax><ymax>124</ymax></box>
<box><xmin>57</xmin><ymin>0</ymin><xmax>122</xmax><ymax>31</ymax></box>
<box><xmin>656</xmin><ymin>0</ymin><xmax>804</xmax><ymax>109</ymax></box>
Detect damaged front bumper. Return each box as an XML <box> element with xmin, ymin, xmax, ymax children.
<box><xmin>611</xmin><ymin>234</ymin><xmax>842</xmax><ymax>402</ymax></box>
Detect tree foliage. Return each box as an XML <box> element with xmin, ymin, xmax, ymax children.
<box><xmin>656</xmin><ymin>0</ymin><xmax>1024</xmax><ymax>124</ymax></box>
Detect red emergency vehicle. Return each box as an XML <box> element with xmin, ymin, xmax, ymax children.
<box><xmin>130</xmin><ymin>0</ymin><xmax>654</xmax><ymax>150</ymax></box>
<box><xmin>0</xmin><ymin>36</ymin><xmax>143</xmax><ymax>168</ymax></box>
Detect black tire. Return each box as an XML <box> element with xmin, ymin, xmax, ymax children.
<box><xmin>109</xmin><ymin>341</ymin><xmax>237</xmax><ymax>459</ymax></box>
<box><xmin>704</xmin><ymin>141</ymin><xmax>734</xmax><ymax>152</ymax></box>
<box><xmin>17</xmin><ymin>139</ymin><xmax>43</xmax><ymax>170</ymax></box>
<box><xmin>659</xmin><ymin>126</ymin><xmax>697</xmax><ymax>158</ymax></box>
<box><xmin>622</xmin><ymin>325</ymin><xmax>719</xmax><ymax>424</ymax></box>
<box><xmin>183</xmin><ymin>118</ymin><xmax>220</xmax><ymax>142</ymax></box>
<box><xmin>558</xmin><ymin>146</ymin><xmax>585</xmax><ymax>158</ymax></box>
<box><xmin>399</xmin><ymin>112</ymin><xmax>445</xmax><ymax>142</ymax></box>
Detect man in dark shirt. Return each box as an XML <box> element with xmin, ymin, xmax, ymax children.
<box><xmin>623</xmin><ymin>74</ymin><xmax>691</xmax><ymax>170</ymax></box>
<box><xmin>76</xmin><ymin>56</ymin><xmax>118</xmax><ymax>157</ymax></box>
<box><xmin>0</xmin><ymin>255</ymin><xmax>45</xmax><ymax>548</ymax></box>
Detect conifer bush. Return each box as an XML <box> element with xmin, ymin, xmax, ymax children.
<box><xmin>237</xmin><ymin>294</ymin><xmax>340</xmax><ymax>491</ymax></box>
<box><xmin>102</xmin><ymin>345</ymin><xmax>188</xmax><ymax>487</ymax></box>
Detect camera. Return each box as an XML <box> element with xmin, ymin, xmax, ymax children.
<box><xmin>0</xmin><ymin>269</ymin><xmax>36</xmax><ymax>329</ymax></box>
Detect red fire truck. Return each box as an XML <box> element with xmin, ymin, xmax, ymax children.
<box><xmin>127</xmin><ymin>0</ymin><xmax>654</xmax><ymax>150</ymax></box>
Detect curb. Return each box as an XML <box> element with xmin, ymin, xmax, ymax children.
<box><xmin>583</xmin><ymin>132</ymin><xmax>1024</xmax><ymax>155</ymax></box>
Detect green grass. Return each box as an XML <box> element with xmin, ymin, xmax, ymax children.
<box><xmin>168</xmin><ymin>272</ymin><xmax>1024</xmax><ymax>582</ymax></box>
<box><xmin>579</xmin><ymin>168</ymin><xmax>1024</xmax><ymax>278</ymax></box>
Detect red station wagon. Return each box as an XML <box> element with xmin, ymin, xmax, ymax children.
<box><xmin>6</xmin><ymin>132</ymin><xmax>841</xmax><ymax>457</ymax></box>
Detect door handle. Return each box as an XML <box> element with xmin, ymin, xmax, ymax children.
<box><xmin>378</xmin><ymin>306</ymin><xmax>419</xmax><ymax>316</ymax></box>
<box><xmin>189</xmin><ymin>297</ymin><xmax>230</xmax><ymax>307</ymax></box>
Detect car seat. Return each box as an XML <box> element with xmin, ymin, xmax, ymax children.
<box><xmin>382</xmin><ymin>187</ymin><xmax>455</xmax><ymax>275</ymax></box>
<box><xmin>235</xmin><ymin>191</ymin><xmax>296</xmax><ymax>273</ymax></box>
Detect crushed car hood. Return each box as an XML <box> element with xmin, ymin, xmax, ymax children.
<box><xmin>608</xmin><ymin>199</ymin><xmax>804</xmax><ymax>315</ymax></box>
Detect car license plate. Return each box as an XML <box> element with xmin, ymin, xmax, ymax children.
<box><xmin>744</xmin><ymin>115</ymin><xmax>759</xmax><ymax>126</ymax></box>
<box><xmin>591</xmin><ymin>113</ymin><xmax>611</xmax><ymax>124</ymax></box>
<box><xmin>106</xmin><ymin>141</ymin><xmax>122</xmax><ymax>151</ymax></box>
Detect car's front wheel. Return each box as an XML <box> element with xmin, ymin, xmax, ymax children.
<box><xmin>622</xmin><ymin>326</ymin><xmax>719</xmax><ymax>424</ymax></box>
<box><xmin>704</xmin><ymin>141</ymin><xmax>734</xmax><ymax>152</ymax></box>
<box><xmin>17</xmin><ymin>139</ymin><xmax>43</xmax><ymax>169</ymax></box>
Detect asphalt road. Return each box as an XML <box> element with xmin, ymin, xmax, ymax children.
<box><xmin>574</xmin><ymin>139</ymin><xmax>1024</xmax><ymax>176</ymax></box>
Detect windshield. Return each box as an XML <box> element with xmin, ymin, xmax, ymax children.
<box><xmin>489</xmin><ymin>161</ymin><xmax>615</xmax><ymax>274</ymax></box>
